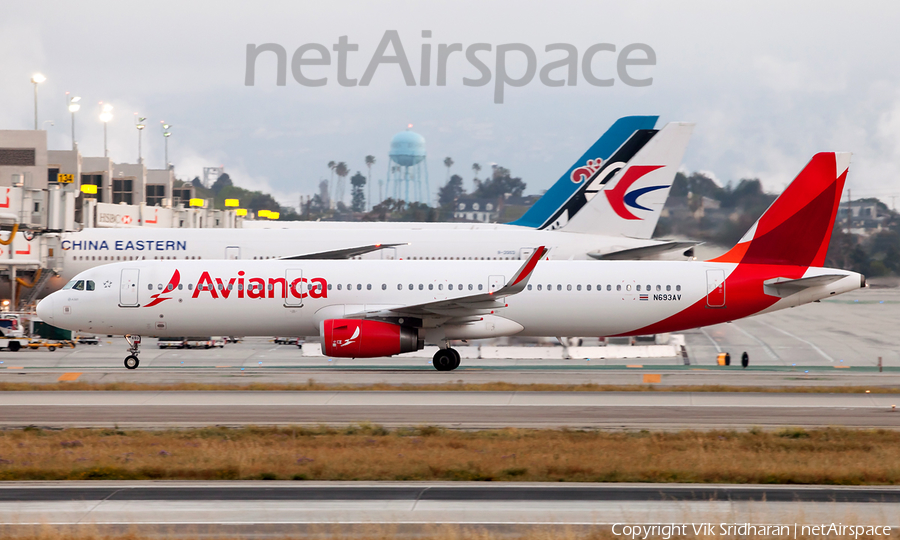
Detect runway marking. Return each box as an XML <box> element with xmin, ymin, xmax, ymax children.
<box><xmin>731</xmin><ymin>323</ymin><xmax>781</xmax><ymax>362</ymax></box>
<box><xmin>699</xmin><ymin>327</ymin><xmax>722</xmax><ymax>353</ymax></box>
<box><xmin>756</xmin><ymin>320</ymin><xmax>836</xmax><ymax>363</ymax></box>
<box><xmin>6</xmin><ymin>367</ymin><xmax>23</xmax><ymax>370</ymax></box>
<box><xmin>57</xmin><ymin>372</ymin><xmax>82</xmax><ymax>382</ymax></box>
<box><xmin>626</xmin><ymin>365</ymin><xmax>643</xmax><ymax>368</ymax></box>
<box><xmin>642</xmin><ymin>374</ymin><xmax>661</xmax><ymax>383</ymax></box>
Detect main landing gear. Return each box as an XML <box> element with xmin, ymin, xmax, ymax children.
<box><xmin>433</xmin><ymin>347</ymin><xmax>460</xmax><ymax>371</ymax></box>
<box><xmin>124</xmin><ymin>335</ymin><xmax>142</xmax><ymax>370</ymax></box>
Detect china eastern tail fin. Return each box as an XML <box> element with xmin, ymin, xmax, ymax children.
<box><xmin>710</xmin><ymin>152</ymin><xmax>850</xmax><ymax>267</ymax></box>
<box><xmin>509</xmin><ymin>115</ymin><xmax>658</xmax><ymax>228</ymax></box>
<box><xmin>557</xmin><ymin>122</ymin><xmax>694</xmax><ymax>238</ymax></box>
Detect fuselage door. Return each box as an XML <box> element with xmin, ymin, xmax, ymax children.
<box><xmin>284</xmin><ymin>269</ymin><xmax>303</xmax><ymax>307</ymax></box>
<box><xmin>119</xmin><ymin>268</ymin><xmax>140</xmax><ymax>307</ymax></box>
<box><xmin>381</xmin><ymin>247</ymin><xmax>397</xmax><ymax>260</ymax></box>
<box><xmin>225</xmin><ymin>246</ymin><xmax>240</xmax><ymax>260</ymax></box>
<box><xmin>518</xmin><ymin>248</ymin><xmax>534</xmax><ymax>260</ymax></box>
<box><xmin>706</xmin><ymin>269</ymin><xmax>726</xmax><ymax>308</ymax></box>
<box><xmin>488</xmin><ymin>275</ymin><xmax>505</xmax><ymax>293</ymax></box>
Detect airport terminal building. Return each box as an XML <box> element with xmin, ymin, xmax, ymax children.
<box><xmin>0</xmin><ymin>129</ymin><xmax>240</xmax><ymax>308</ymax></box>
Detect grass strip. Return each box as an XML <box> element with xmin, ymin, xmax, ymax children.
<box><xmin>1</xmin><ymin>380</ymin><xmax>899</xmax><ymax>393</ymax></box>
<box><xmin>0</xmin><ymin>425</ymin><xmax>899</xmax><ymax>484</ymax></box>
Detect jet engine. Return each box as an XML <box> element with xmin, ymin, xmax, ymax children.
<box><xmin>321</xmin><ymin>319</ymin><xmax>423</xmax><ymax>358</ymax></box>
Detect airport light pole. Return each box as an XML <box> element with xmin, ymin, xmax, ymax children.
<box><xmin>31</xmin><ymin>74</ymin><xmax>45</xmax><ymax>130</ymax></box>
<box><xmin>161</xmin><ymin>122</ymin><xmax>171</xmax><ymax>169</ymax></box>
<box><xmin>99</xmin><ymin>103</ymin><xmax>113</xmax><ymax>158</ymax></box>
<box><xmin>66</xmin><ymin>93</ymin><xmax>81</xmax><ymax>150</ymax></box>
<box><xmin>135</xmin><ymin>114</ymin><xmax>146</xmax><ymax>164</ymax></box>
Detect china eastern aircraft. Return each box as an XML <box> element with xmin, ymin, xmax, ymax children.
<box><xmin>39</xmin><ymin>152</ymin><xmax>862</xmax><ymax>371</ymax></box>
<box><xmin>48</xmin><ymin>121</ymin><xmax>696</xmax><ymax>296</ymax></box>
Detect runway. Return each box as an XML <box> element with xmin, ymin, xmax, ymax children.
<box><xmin>0</xmin><ymin>482</ymin><xmax>896</xmax><ymax>531</ymax></box>
<box><xmin>2</xmin><ymin>391</ymin><xmax>899</xmax><ymax>429</ymax></box>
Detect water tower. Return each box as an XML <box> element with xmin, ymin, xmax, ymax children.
<box><xmin>387</xmin><ymin>126</ymin><xmax>430</xmax><ymax>204</ymax></box>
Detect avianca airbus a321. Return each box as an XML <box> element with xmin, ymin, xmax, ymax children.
<box><xmin>38</xmin><ymin>153</ymin><xmax>863</xmax><ymax>371</ymax></box>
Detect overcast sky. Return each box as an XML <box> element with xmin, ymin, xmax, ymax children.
<box><xmin>2</xmin><ymin>1</ymin><xmax>899</xmax><ymax>209</ymax></box>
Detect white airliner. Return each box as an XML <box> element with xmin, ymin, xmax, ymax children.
<box><xmin>38</xmin><ymin>152</ymin><xmax>863</xmax><ymax>371</ymax></box>
<box><xmin>48</xmin><ymin>123</ymin><xmax>696</xmax><ymax>295</ymax></box>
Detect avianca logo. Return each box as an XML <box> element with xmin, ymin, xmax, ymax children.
<box><xmin>570</xmin><ymin>158</ymin><xmax>603</xmax><ymax>184</ymax></box>
<box><xmin>190</xmin><ymin>271</ymin><xmax>328</xmax><ymax>300</ymax></box>
<box><xmin>145</xmin><ymin>270</ymin><xmax>181</xmax><ymax>308</ymax></box>
<box><xmin>604</xmin><ymin>165</ymin><xmax>667</xmax><ymax>220</ymax></box>
<box><xmin>336</xmin><ymin>326</ymin><xmax>360</xmax><ymax>348</ymax></box>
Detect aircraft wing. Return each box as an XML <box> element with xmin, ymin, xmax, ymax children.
<box><xmin>345</xmin><ymin>246</ymin><xmax>548</xmax><ymax>320</ymax></box>
<box><xmin>588</xmin><ymin>241</ymin><xmax>699</xmax><ymax>260</ymax></box>
<box><xmin>280</xmin><ymin>243</ymin><xmax>408</xmax><ymax>260</ymax></box>
<box><xmin>763</xmin><ymin>274</ymin><xmax>847</xmax><ymax>298</ymax></box>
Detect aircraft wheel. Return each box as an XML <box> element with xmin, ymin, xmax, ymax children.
<box><xmin>433</xmin><ymin>349</ymin><xmax>456</xmax><ymax>371</ymax></box>
<box><xmin>8</xmin><ymin>341</ymin><xmax>20</xmax><ymax>352</ymax></box>
<box><xmin>124</xmin><ymin>355</ymin><xmax>140</xmax><ymax>370</ymax></box>
<box><xmin>450</xmin><ymin>348</ymin><xmax>461</xmax><ymax>370</ymax></box>
<box><xmin>48</xmin><ymin>346</ymin><xmax>56</xmax><ymax>352</ymax></box>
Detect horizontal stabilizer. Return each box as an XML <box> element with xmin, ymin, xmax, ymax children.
<box><xmin>763</xmin><ymin>274</ymin><xmax>846</xmax><ymax>297</ymax></box>
<box><xmin>280</xmin><ymin>243</ymin><xmax>408</xmax><ymax>260</ymax></box>
<box><xmin>588</xmin><ymin>241</ymin><xmax>699</xmax><ymax>261</ymax></box>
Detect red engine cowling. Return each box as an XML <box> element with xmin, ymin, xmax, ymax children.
<box><xmin>321</xmin><ymin>319</ymin><xmax>422</xmax><ymax>358</ymax></box>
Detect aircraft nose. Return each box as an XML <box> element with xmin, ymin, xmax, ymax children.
<box><xmin>36</xmin><ymin>295</ymin><xmax>53</xmax><ymax>323</ymax></box>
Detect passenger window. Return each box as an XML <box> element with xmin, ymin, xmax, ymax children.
<box><xmin>382</xmin><ymin>284</ymin><xmax>387</xmax><ymax>290</ymax></box>
<box><xmin>537</xmin><ymin>284</ymin><xmax>542</xmax><ymax>291</ymax></box>
<box><xmin>527</xmin><ymin>285</ymin><xmax>532</xmax><ymax>291</ymax></box>
<box><xmin>188</xmin><ymin>284</ymin><xmax>193</xmax><ymax>291</ymax></box>
<box><xmin>666</xmin><ymin>285</ymin><xmax>671</xmax><ymax>291</ymax></box>
<box><xmin>616</xmin><ymin>285</ymin><xmax>621</xmax><ymax>291</ymax></box>
<box><xmin>626</xmin><ymin>284</ymin><xmax>632</xmax><ymax>291</ymax></box>
<box><xmin>367</xmin><ymin>284</ymin><xmax>372</xmax><ymax>290</ymax></box>
<box><xmin>567</xmin><ymin>285</ymin><xmax>572</xmax><ymax>291</ymax></box>
<box><xmin>178</xmin><ymin>284</ymin><xmax>183</xmax><ymax>290</ymax></box>
<box><xmin>478</xmin><ymin>284</ymin><xmax>483</xmax><ymax>291</ymax></box>
<box><xmin>438</xmin><ymin>284</ymin><xmax>443</xmax><ymax>290</ymax></box>
<box><xmin>468</xmin><ymin>284</ymin><xmax>473</xmax><ymax>290</ymax></box>
<box><xmin>458</xmin><ymin>284</ymin><xmax>463</xmax><ymax>290</ymax></box>
<box><xmin>147</xmin><ymin>284</ymin><xmax>153</xmax><ymax>291</ymax></box>
<box><xmin>646</xmin><ymin>285</ymin><xmax>650</xmax><ymax>291</ymax></box>
<box><xmin>607</xmin><ymin>285</ymin><xmax>611</xmax><ymax>291</ymax></box>
<box><xmin>428</xmin><ymin>284</ymin><xmax>433</xmax><ymax>290</ymax></box>
<box><xmin>636</xmin><ymin>285</ymin><xmax>641</xmax><ymax>292</ymax></box>
<box><xmin>167</xmin><ymin>283</ymin><xmax>175</xmax><ymax>291</ymax></box>
<box><xmin>449</xmin><ymin>284</ymin><xmax>454</xmax><ymax>290</ymax></box>
<box><xmin>676</xmin><ymin>285</ymin><xmax>681</xmax><ymax>291</ymax></box>
<box><xmin>418</xmin><ymin>284</ymin><xmax>423</xmax><ymax>290</ymax></box>
<box><xmin>356</xmin><ymin>284</ymin><xmax>362</xmax><ymax>290</ymax></box>
<box><xmin>347</xmin><ymin>284</ymin><xmax>351</xmax><ymax>290</ymax></box>
<box><xmin>397</xmin><ymin>284</ymin><xmax>402</xmax><ymax>290</ymax></box>
<box><xmin>328</xmin><ymin>284</ymin><xmax>333</xmax><ymax>290</ymax></box>
<box><xmin>408</xmin><ymin>284</ymin><xmax>413</xmax><ymax>290</ymax></box>
<box><xmin>337</xmin><ymin>284</ymin><xmax>342</xmax><ymax>290</ymax></box>
<box><xmin>557</xmin><ymin>285</ymin><xmax>562</xmax><ymax>291</ymax></box>
<box><xmin>586</xmin><ymin>285</ymin><xmax>591</xmax><ymax>291</ymax></box>
<box><xmin>656</xmin><ymin>285</ymin><xmax>661</xmax><ymax>292</ymax></box>
<box><xmin>576</xmin><ymin>285</ymin><xmax>581</xmax><ymax>291</ymax></box>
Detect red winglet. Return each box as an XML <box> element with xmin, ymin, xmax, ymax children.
<box><xmin>510</xmin><ymin>246</ymin><xmax>547</xmax><ymax>286</ymax></box>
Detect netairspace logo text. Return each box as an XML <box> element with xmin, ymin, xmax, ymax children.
<box><xmin>245</xmin><ymin>30</ymin><xmax>656</xmax><ymax>103</ymax></box>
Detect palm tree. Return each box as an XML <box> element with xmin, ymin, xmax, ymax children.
<box><xmin>335</xmin><ymin>161</ymin><xmax>349</xmax><ymax>205</ymax></box>
<box><xmin>443</xmin><ymin>157</ymin><xmax>454</xmax><ymax>183</ymax></box>
<box><xmin>327</xmin><ymin>161</ymin><xmax>336</xmax><ymax>208</ymax></box>
<box><xmin>365</xmin><ymin>155</ymin><xmax>376</xmax><ymax>210</ymax></box>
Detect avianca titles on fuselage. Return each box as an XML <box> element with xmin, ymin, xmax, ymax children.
<box><xmin>39</xmin><ymin>152</ymin><xmax>864</xmax><ymax>362</ymax></box>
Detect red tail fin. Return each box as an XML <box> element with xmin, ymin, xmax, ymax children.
<box><xmin>710</xmin><ymin>152</ymin><xmax>849</xmax><ymax>267</ymax></box>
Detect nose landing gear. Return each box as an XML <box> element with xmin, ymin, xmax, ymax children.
<box><xmin>124</xmin><ymin>335</ymin><xmax>142</xmax><ymax>369</ymax></box>
<box><xmin>433</xmin><ymin>347</ymin><xmax>460</xmax><ymax>371</ymax></box>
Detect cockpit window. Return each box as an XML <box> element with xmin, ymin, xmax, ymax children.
<box><xmin>72</xmin><ymin>280</ymin><xmax>85</xmax><ymax>291</ymax></box>
<box><xmin>63</xmin><ymin>279</ymin><xmax>78</xmax><ymax>290</ymax></box>
<box><xmin>86</xmin><ymin>280</ymin><xmax>95</xmax><ymax>291</ymax></box>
